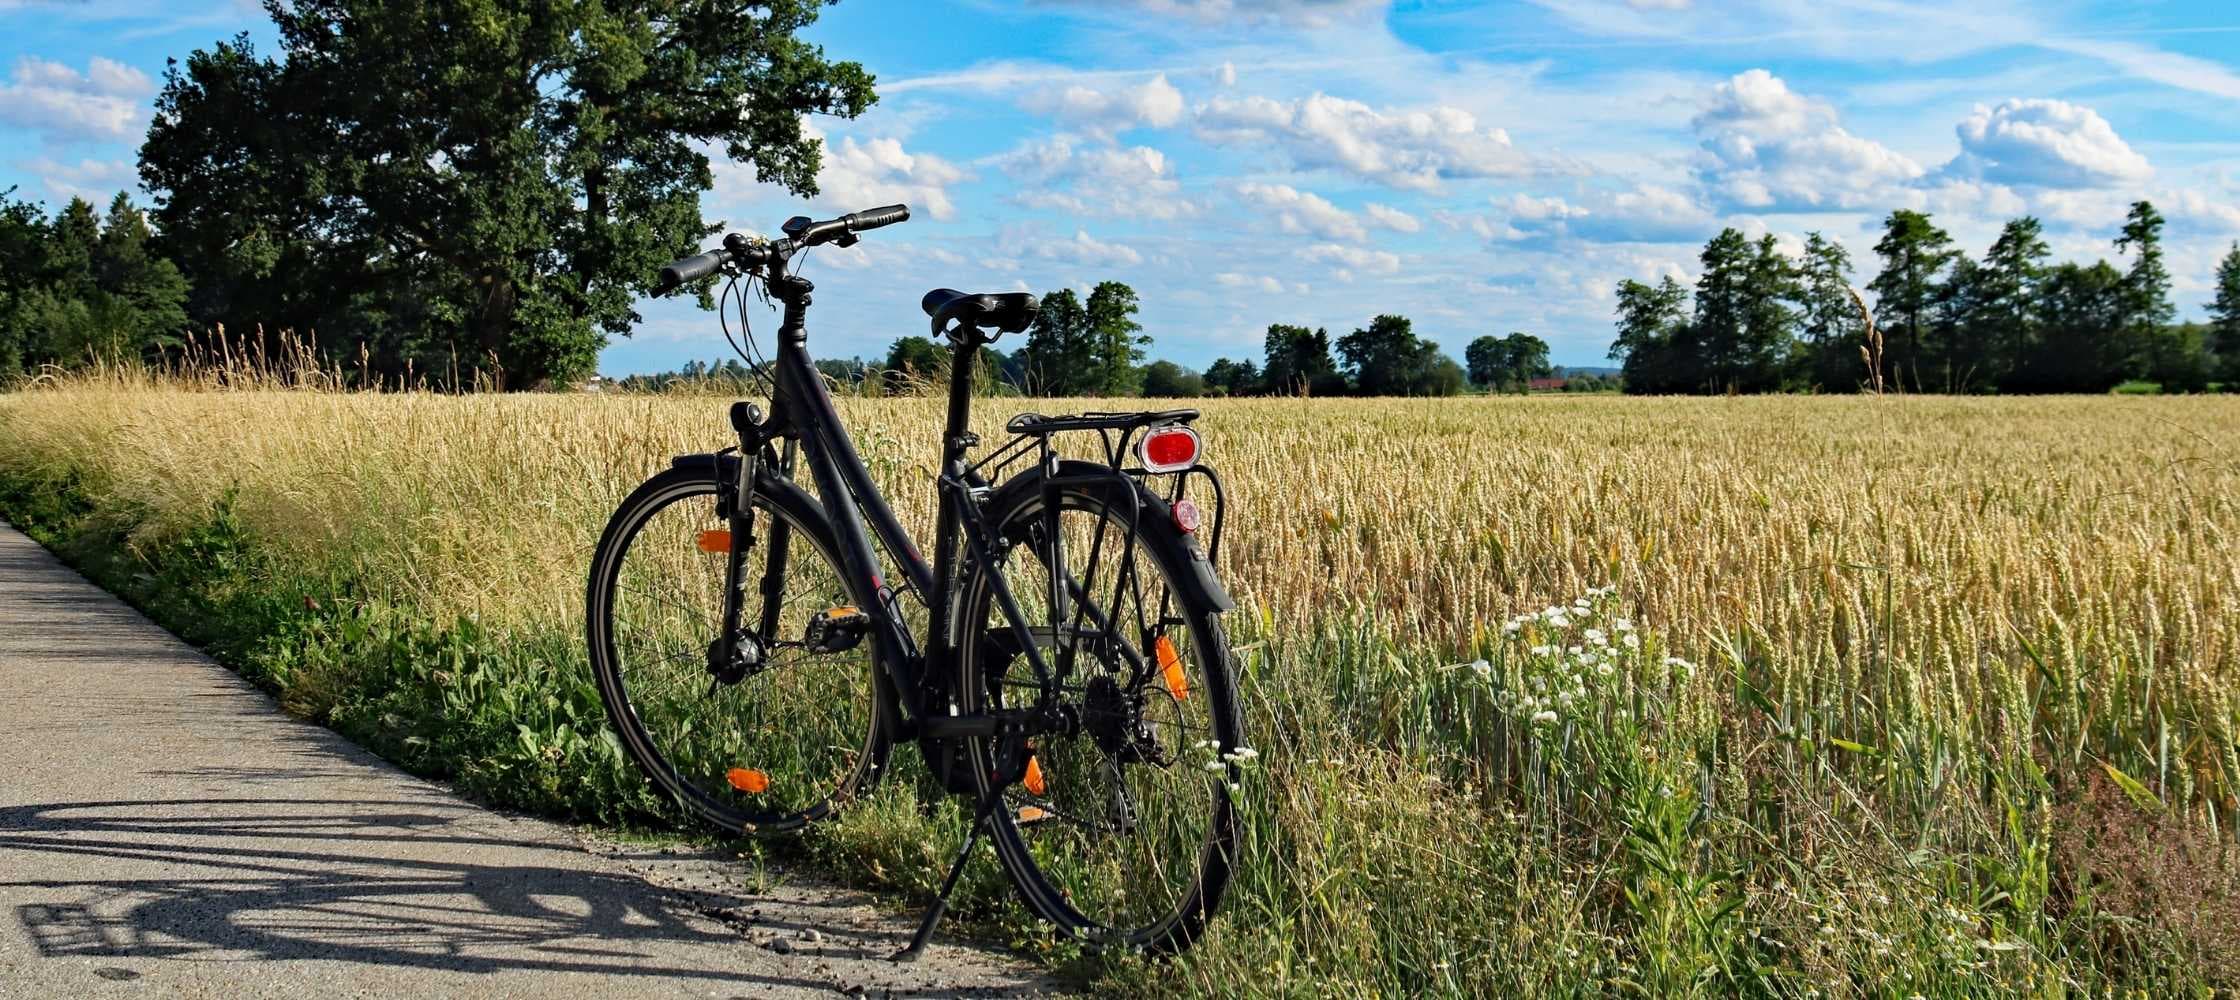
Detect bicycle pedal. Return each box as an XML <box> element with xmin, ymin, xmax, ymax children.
<box><xmin>804</xmin><ymin>605</ymin><xmax>869</xmax><ymax>653</ymax></box>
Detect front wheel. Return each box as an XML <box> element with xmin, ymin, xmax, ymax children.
<box><xmin>586</xmin><ymin>462</ymin><xmax>890</xmax><ymax>834</ymax></box>
<box><xmin>956</xmin><ymin>465</ymin><xmax>1245</xmax><ymax>953</ymax></box>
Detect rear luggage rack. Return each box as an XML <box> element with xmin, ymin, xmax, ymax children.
<box><xmin>1004</xmin><ymin>409</ymin><xmax>1198</xmax><ymax>435</ymax></box>
<box><xmin>967</xmin><ymin>407</ymin><xmax>1227</xmax><ymax>566</ymax></box>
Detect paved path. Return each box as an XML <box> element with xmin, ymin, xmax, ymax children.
<box><xmin>0</xmin><ymin>523</ymin><xmax>1059</xmax><ymax>998</ymax></box>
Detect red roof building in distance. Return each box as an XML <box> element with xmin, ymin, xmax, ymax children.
<box><xmin>1528</xmin><ymin>377</ymin><xmax>1568</xmax><ymax>391</ymax></box>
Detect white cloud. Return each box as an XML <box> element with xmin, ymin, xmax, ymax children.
<box><xmin>1364</xmin><ymin>203</ymin><xmax>1419</xmax><ymax>232</ymax></box>
<box><xmin>1478</xmin><ymin>184</ymin><xmax>1714</xmax><ymax>244</ymax></box>
<box><xmin>1197</xmin><ymin>92</ymin><xmax>1537</xmax><ymax>190</ymax></box>
<box><xmin>1215</xmin><ymin>272</ymin><xmax>1285</xmax><ymax>293</ymax></box>
<box><xmin>1023</xmin><ymin>74</ymin><xmax>1184</xmax><ymax>141</ymax></box>
<box><xmin>1007</xmin><ymin>228</ymin><xmax>1145</xmax><ymax>267</ymax></box>
<box><xmin>813</xmin><ymin>131</ymin><xmax>971</xmax><ymax>220</ymax></box>
<box><xmin>1693</xmin><ymin>69</ymin><xmax>1923</xmax><ymax>211</ymax></box>
<box><xmin>23</xmin><ymin>156</ymin><xmax>135</xmax><ymax>203</ymax></box>
<box><xmin>0</xmin><ymin>55</ymin><xmax>153</xmax><ymax>142</ymax></box>
<box><xmin>1944</xmin><ymin>99</ymin><xmax>2150</xmax><ymax>189</ymax></box>
<box><xmin>2158</xmin><ymin>189</ymin><xmax>2240</xmax><ymax>236</ymax></box>
<box><xmin>1042</xmin><ymin>0</ymin><xmax>1387</xmax><ymax>26</ymax></box>
<box><xmin>1003</xmin><ymin>138</ymin><xmax>1199</xmax><ymax>219</ymax></box>
<box><xmin>709</xmin><ymin>124</ymin><xmax>971</xmax><ymax>223</ymax></box>
<box><xmin>1234</xmin><ymin>181</ymin><xmax>1368</xmax><ymax>242</ymax></box>
<box><xmin>2039</xmin><ymin>38</ymin><xmax>2240</xmax><ymax>103</ymax></box>
<box><xmin>1300</xmin><ymin>242</ymin><xmax>1400</xmax><ymax>276</ymax></box>
<box><xmin>1626</xmin><ymin>0</ymin><xmax>1689</xmax><ymax>8</ymax></box>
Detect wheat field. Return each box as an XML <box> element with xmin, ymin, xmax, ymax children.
<box><xmin>3</xmin><ymin>379</ymin><xmax>2236</xmax><ymax>995</ymax></box>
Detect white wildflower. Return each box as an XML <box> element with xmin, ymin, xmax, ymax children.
<box><xmin>1530</xmin><ymin>645</ymin><xmax>1553</xmax><ymax>656</ymax></box>
<box><xmin>1623</xmin><ymin>634</ymin><xmax>1640</xmax><ymax>649</ymax></box>
<box><xmin>1531</xmin><ymin>710</ymin><xmax>1558</xmax><ymax>725</ymax></box>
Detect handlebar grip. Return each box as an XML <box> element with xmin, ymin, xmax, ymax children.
<box><xmin>843</xmin><ymin>204</ymin><xmax>910</xmax><ymax>232</ymax></box>
<box><xmin>657</xmin><ymin>250</ymin><xmax>729</xmax><ymax>291</ymax></box>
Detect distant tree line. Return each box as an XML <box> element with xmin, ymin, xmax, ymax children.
<box><xmin>0</xmin><ymin>191</ymin><xmax>191</xmax><ymax>374</ymax></box>
<box><xmin>1196</xmin><ymin>319</ymin><xmax>1549</xmax><ymax>398</ymax></box>
<box><xmin>833</xmin><ymin>283</ymin><xmax>1549</xmax><ymax>399</ymax></box>
<box><xmin>1611</xmin><ymin>200</ymin><xmax>2240</xmax><ymax>394</ymax></box>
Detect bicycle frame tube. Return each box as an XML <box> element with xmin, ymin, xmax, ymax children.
<box><xmin>764</xmin><ymin>276</ymin><xmax>939</xmax><ymax>714</ymax></box>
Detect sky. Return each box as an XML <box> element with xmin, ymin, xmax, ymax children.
<box><xmin>2</xmin><ymin>0</ymin><xmax>2237</xmax><ymax>376</ymax></box>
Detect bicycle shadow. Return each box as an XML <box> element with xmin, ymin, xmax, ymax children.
<box><xmin>0</xmin><ymin>790</ymin><xmax>1046</xmax><ymax>995</ymax></box>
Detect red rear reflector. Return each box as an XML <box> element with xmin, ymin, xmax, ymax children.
<box><xmin>696</xmin><ymin>529</ymin><xmax>732</xmax><ymax>553</ymax></box>
<box><xmin>1138</xmin><ymin>426</ymin><xmax>1200</xmax><ymax>473</ymax></box>
<box><xmin>726</xmin><ymin>768</ymin><xmax>769</xmax><ymax>794</ymax></box>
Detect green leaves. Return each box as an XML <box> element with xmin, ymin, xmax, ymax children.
<box><xmin>140</xmin><ymin>0</ymin><xmax>876</xmax><ymax>389</ymax></box>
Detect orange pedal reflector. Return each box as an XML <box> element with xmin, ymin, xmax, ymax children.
<box><xmin>1016</xmin><ymin>806</ymin><xmax>1050</xmax><ymax>825</ymax></box>
<box><xmin>1156</xmin><ymin>636</ymin><xmax>1190</xmax><ymax>700</ymax></box>
<box><xmin>826</xmin><ymin>605</ymin><xmax>860</xmax><ymax>618</ymax></box>
<box><xmin>1022</xmin><ymin>754</ymin><xmax>1047</xmax><ymax>797</ymax></box>
<box><xmin>725</xmin><ymin>768</ymin><xmax>769</xmax><ymax>794</ymax></box>
<box><xmin>696</xmin><ymin>529</ymin><xmax>733</xmax><ymax>553</ymax></box>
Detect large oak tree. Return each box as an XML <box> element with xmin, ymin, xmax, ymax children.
<box><xmin>141</xmin><ymin>0</ymin><xmax>875</xmax><ymax>388</ymax></box>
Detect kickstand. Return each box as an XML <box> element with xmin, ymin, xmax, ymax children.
<box><xmin>892</xmin><ymin>789</ymin><xmax>1004</xmax><ymax>963</ymax></box>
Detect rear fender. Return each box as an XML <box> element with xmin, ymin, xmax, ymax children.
<box><xmin>985</xmin><ymin>458</ymin><xmax>1236</xmax><ymax>613</ymax></box>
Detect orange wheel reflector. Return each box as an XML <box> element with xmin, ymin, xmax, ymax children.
<box><xmin>1156</xmin><ymin>635</ymin><xmax>1190</xmax><ymax>701</ymax></box>
<box><xmin>726</xmin><ymin>768</ymin><xmax>769</xmax><ymax>794</ymax></box>
<box><xmin>1023</xmin><ymin>754</ymin><xmax>1047</xmax><ymax>797</ymax></box>
<box><xmin>696</xmin><ymin>529</ymin><xmax>733</xmax><ymax>554</ymax></box>
<box><xmin>1017</xmin><ymin>806</ymin><xmax>1050</xmax><ymax>825</ymax></box>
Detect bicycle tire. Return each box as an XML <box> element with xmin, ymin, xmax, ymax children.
<box><xmin>956</xmin><ymin>463</ymin><xmax>1244</xmax><ymax>952</ymax></box>
<box><xmin>587</xmin><ymin>462</ymin><xmax>891</xmax><ymax>834</ymax></box>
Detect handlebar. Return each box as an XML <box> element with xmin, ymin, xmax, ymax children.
<box><xmin>658</xmin><ymin>250</ymin><xmax>729</xmax><ymax>290</ymax></box>
<box><xmin>654</xmin><ymin>204</ymin><xmax>911</xmax><ymax>294</ymax></box>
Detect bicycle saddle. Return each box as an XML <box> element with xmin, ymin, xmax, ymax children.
<box><xmin>921</xmin><ymin>288</ymin><xmax>1039</xmax><ymax>334</ymax></box>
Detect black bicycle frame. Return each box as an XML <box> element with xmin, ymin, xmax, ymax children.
<box><xmin>747</xmin><ymin>272</ymin><xmax>1058</xmax><ymax>742</ymax></box>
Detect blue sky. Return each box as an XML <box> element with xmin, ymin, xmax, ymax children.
<box><xmin>2</xmin><ymin>0</ymin><xmax>2237</xmax><ymax>375</ymax></box>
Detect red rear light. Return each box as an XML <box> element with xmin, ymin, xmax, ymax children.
<box><xmin>1138</xmin><ymin>426</ymin><xmax>1200</xmax><ymax>473</ymax></box>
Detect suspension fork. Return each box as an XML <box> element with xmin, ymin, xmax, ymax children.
<box><xmin>755</xmin><ymin>436</ymin><xmax>797</xmax><ymax>643</ymax></box>
<box><xmin>716</xmin><ymin>402</ymin><xmax>768</xmax><ymax>673</ymax></box>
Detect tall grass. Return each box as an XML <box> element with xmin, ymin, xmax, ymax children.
<box><xmin>2</xmin><ymin>367</ymin><xmax>2235</xmax><ymax>994</ymax></box>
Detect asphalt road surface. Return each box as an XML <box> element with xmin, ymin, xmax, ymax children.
<box><xmin>0</xmin><ymin>522</ymin><xmax>1058</xmax><ymax>998</ymax></box>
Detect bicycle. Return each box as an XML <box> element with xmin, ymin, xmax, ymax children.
<box><xmin>584</xmin><ymin>204</ymin><xmax>1246</xmax><ymax>959</ymax></box>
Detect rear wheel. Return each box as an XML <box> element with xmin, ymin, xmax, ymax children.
<box><xmin>956</xmin><ymin>468</ymin><xmax>1244</xmax><ymax>952</ymax></box>
<box><xmin>587</xmin><ymin>463</ymin><xmax>889</xmax><ymax>834</ymax></box>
